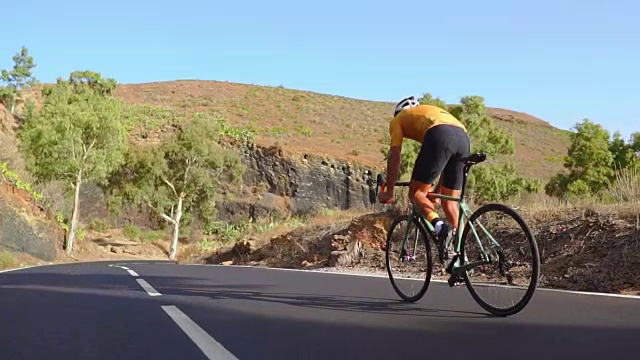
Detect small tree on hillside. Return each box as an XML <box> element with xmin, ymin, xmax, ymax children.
<box><xmin>610</xmin><ymin>131</ymin><xmax>640</xmax><ymax>171</ymax></box>
<box><xmin>0</xmin><ymin>46</ymin><xmax>38</xmax><ymax>114</ymax></box>
<box><xmin>67</xmin><ymin>70</ymin><xmax>117</xmax><ymax>96</ymax></box>
<box><xmin>105</xmin><ymin>113</ymin><xmax>246</xmax><ymax>259</ymax></box>
<box><xmin>17</xmin><ymin>71</ymin><xmax>128</xmax><ymax>255</ymax></box>
<box><xmin>545</xmin><ymin>119</ymin><xmax>615</xmax><ymax>199</ymax></box>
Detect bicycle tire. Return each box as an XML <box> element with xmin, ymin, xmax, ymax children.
<box><xmin>385</xmin><ymin>214</ymin><xmax>433</xmax><ymax>303</ymax></box>
<box><xmin>459</xmin><ymin>203</ymin><xmax>540</xmax><ymax>316</ymax></box>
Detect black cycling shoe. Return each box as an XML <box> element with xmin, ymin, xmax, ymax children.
<box><xmin>434</xmin><ymin>223</ymin><xmax>451</xmax><ymax>264</ymax></box>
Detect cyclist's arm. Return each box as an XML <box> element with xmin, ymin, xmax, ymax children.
<box><xmin>385</xmin><ymin>145</ymin><xmax>401</xmax><ymax>192</ymax></box>
<box><xmin>386</xmin><ymin>120</ymin><xmax>403</xmax><ymax>192</ymax></box>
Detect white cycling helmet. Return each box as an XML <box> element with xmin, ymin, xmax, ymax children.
<box><xmin>394</xmin><ymin>96</ymin><xmax>420</xmax><ymax>116</ymax></box>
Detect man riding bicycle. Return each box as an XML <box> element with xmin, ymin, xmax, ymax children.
<box><xmin>377</xmin><ymin>96</ymin><xmax>470</xmax><ymax>248</ymax></box>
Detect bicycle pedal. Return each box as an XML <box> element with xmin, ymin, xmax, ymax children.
<box><xmin>447</xmin><ymin>275</ymin><xmax>464</xmax><ymax>287</ymax></box>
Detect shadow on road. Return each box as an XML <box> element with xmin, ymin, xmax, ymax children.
<box><xmin>154</xmin><ymin>283</ymin><xmax>496</xmax><ymax>319</ymax></box>
<box><xmin>1</xmin><ymin>268</ymin><xmax>490</xmax><ymax>319</ymax></box>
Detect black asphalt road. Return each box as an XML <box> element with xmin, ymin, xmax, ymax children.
<box><xmin>1</xmin><ymin>260</ymin><xmax>639</xmax><ymax>360</ymax></box>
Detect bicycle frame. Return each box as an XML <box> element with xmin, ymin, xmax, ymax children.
<box><xmin>376</xmin><ymin>162</ymin><xmax>502</xmax><ymax>275</ymax></box>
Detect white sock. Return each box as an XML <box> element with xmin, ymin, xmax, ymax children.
<box><xmin>434</xmin><ymin>220</ymin><xmax>444</xmax><ymax>234</ymax></box>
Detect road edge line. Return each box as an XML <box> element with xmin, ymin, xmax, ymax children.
<box><xmin>0</xmin><ymin>260</ymin><xmax>173</xmax><ymax>275</ymax></box>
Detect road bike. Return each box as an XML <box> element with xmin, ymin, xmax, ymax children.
<box><xmin>375</xmin><ymin>152</ymin><xmax>540</xmax><ymax>317</ymax></box>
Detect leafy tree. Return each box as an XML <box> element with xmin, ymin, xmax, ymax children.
<box><xmin>545</xmin><ymin>119</ymin><xmax>615</xmax><ymax>199</ymax></box>
<box><xmin>67</xmin><ymin>70</ymin><xmax>117</xmax><ymax>96</ymax></box>
<box><xmin>609</xmin><ymin>131</ymin><xmax>634</xmax><ymax>170</ymax></box>
<box><xmin>610</xmin><ymin>131</ymin><xmax>640</xmax><ymax>171</ymax></box>
<box><xmin>0</xmin><ymin>46</ymin><xmax>38</xmax><ymax>114</ymax></box>
<box><xmin>17</xmin><ymin>71</ymin><xmax>128</xmax><ymax>255</ymax></box>
<box><xmin>467</xmin><ymin>163</ymin><xmax>541</xmax><ymax>202</ymax></box>
<box><xmin>447</xmin><ymin>96</ymin><xmax>514</xmax><ymax>157</ymax></box>
<box><xmin>105</xmin><ymin>113</ymin><xmax>246</xmax><ymax>259</ymax></box>
<box><xmin>456</xmin><ymin>97</ymin><xmax>540</xmax><ymax>201</ymax></box>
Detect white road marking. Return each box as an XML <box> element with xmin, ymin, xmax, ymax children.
<box><xmin>127</xmin><ymin>269</ymin><xmax>139</xmax><ymax>277</ymax></box>
<box><xmin>162</xmin><ymin>305</ymin><xmax>239</xmax><ymax>360</ymax></box>
<box><xmin>136</xmin><ymin>278</ymin><xmax>161</xmax><ymax>296</ymax></box>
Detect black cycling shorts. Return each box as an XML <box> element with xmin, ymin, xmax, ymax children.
<box><xmin>411</xmin><ymin>124</ymin><xmax>470</xmax><ymax>190</ymax></box>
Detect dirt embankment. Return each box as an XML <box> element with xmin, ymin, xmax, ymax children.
<box><xmin>205</xmin><ymin>206</ymin><xmax>640</xmax><ymax>296</ymax></box>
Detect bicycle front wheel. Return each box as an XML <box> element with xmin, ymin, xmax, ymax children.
<box><xmin>459</xmin><ymin>203</ymin><xmax>540</xmax><ymax>316</ymax></box>
<box><xmin>385</xmin><ymin>214</ymin><xmax>433</xmax><ymax>302</ymax></box>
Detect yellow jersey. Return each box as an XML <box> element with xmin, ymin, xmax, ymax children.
<box><xmin>389</xmin><ymin>105</ymin><xmax>466</xmax><ymax>147</ymax></box>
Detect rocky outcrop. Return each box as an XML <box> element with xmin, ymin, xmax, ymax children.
<box><xmin>236</xmin><ymin>143</ymin><xmax>380</xmax><ymax>216</ymax></box>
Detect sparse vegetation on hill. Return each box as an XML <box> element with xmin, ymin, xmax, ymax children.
<box><xmin>111</xmin><ymin>80</ymin><xmax>571</xmax><ymax>183</ymax></box>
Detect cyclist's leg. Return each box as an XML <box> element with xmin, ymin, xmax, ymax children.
<box><xmin>409</xmin><ymin>125</ymin><xmax>450</xmax><ymax>235</ymax></box>
<box><xmin>440</xmin><ymin>126</ymin><xmax>471</xmax><ymax>231</ymax></box>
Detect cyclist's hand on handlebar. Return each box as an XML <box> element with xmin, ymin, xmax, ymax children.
<box><xmin>377</xmin><ymin>186</ymin><xmax>394</xmax><ymax>204</ymax></box>
<box><xmin>429</xmin><ymin>193</ymin><xmax>441</xmax><ymax>205</ymax></box>
<box><xmin>378</xmin><ymin>191</ymin><xmax>394</xmax><ymax>204</ymax></box>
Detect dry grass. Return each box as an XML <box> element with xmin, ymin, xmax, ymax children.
<box><xmin>605</xmin><ymin>167</ymin><xmax>640</xmax><ymax>204</ymax></box>
<box><xmin>509</xmin><ymin>192</ymin><xmax>640</xmax><ymax>229</ymax></box>
<box><xmin>0</xmin><ymin>250</ymin><xmax>17</xmax><ymax>270</ymax></box>
<box><xmin>511</xmin><ymin>167</ymin><xmax>640</xmax><ymax>225</ymax></box>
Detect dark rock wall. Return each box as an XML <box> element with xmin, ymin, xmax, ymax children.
<box><xmin>0</xmin><ymin>197</ymin><xmax>60</xmax><ymax>261</ymax></box>
<box><xmin>237</xmin><ymin>143</ymin><xmax>379</xmax><ymax>217</ymax></box>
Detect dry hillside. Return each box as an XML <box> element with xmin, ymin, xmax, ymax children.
<box><xmin>111</xmin><ymin>80</ymin><xmax>571</xmax><ymax>181</ymax></box>
<box><xmin>18</xmin><ymin>80</ymin><xmax>571</xmax><ymax>181</ymax></box>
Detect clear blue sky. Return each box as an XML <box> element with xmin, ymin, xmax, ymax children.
<box><xmin>2</xmin><ymin>0</ymin><xmax>638</xmax><ymax>140</ymax></box>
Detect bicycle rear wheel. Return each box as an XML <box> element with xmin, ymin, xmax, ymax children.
<box><xmin>459</xmin><ymin>203</ymin><xmax>540</xmax><ymax>316</ymax></box>
<box><xmin>385</xmin><ymin>214</ymin><xmax>433</xmax><ymax>302</ymax></box>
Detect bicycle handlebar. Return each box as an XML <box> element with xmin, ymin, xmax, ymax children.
<box><xmin>374</xmin><ymin>174</ymin><xmax>441</xmax><ymax>205</ymax></box>
<box><xmin>375</xmin><ymin>174</ymin><xmax>410</xmax><ymax>197</ymax></box>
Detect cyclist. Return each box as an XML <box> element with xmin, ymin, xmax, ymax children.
<box><xmin>377</xmin><ymin>96</ymin><xmax>470</xmax><ymax>249</ymax></box>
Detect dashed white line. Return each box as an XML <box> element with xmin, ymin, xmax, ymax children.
<box><xmin>162</xmin><ymin>305</ymin><xmax>239</xmax><ymax>360</ymax></box>
<box><xmin>127</xmin><ymin>269</ymin><xmax>139</xmax><ymax>277</ymax></box>
<box><xmin>136</xmin><ymin>278</ymin><xmax>162</xmax><ymax>296</ymax></box>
